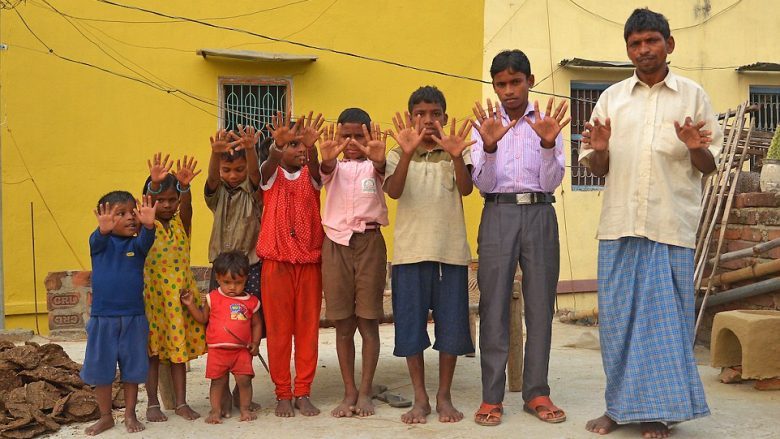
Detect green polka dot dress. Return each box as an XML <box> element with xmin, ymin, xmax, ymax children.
<box><xmin>144</xmin><ymin>215</ymin><xmax>207</xmax><ymax>363</ymax></box>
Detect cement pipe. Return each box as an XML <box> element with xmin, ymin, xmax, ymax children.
<box><xmin>711</xmin><ymin>257</ymin><xmax>780</xmax><ymax>287</ymax></box>
<box><xmin>698</xmin><ymin>277</ymin><xmax>780</xmax><ymax>308</ymax></box>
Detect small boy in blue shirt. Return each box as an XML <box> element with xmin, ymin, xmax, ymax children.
<box><xmin>81</xmin><ymin>191</ymin><xmax>157</xmax><ymax>435</ymax></box>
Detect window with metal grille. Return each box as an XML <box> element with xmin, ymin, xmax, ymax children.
<box><xmin>750</xmin><ymin>86</ymin><xmax>780</xmax><ymax>132</ymax></box>
<box><xmin>570</xmin><ymin>82</ymin><xmax>612</xmax><ymax>190</ymax></box>
<box><xmin>220</xmin><ymin>78</ymin><xmax>290</xmax><ymax>141</ymax></box>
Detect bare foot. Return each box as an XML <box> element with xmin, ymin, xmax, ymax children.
<box><xmin>124</xmin><ymin>412</ymin><xmax>145</xmax><ymax>433</ymax></box>
<box><xmin>586</xmin><ymin>414</ymin><xmax>619</xmax><ymax>435</ymax></box>
<box><xmin>85</xmin><ymin>414</ymin><xmax>114</xmax><ymax>436</ymax></box>
<box><xmin>174</xmin><ymin>404</ymin><xmax>201</xmax><ymax>421</ymax></box>
<box><xmin>295</xmin><ymin>396</ymin><xmax>321</xmax><ymax>416</ymax></box>
<box><xmin>221</xmin><ymin>392</ymin><xmax>232</xmax><ymax>418</ymax></box>
<box><xmin>146</xmin><ymin>405</ymin><xmax>167</xmax><ymax>422</ymax></box>
<box><xmin>436</xmin><ymin>396</ymin><xmax>463</xmax><ymax>423</ymax></box>
<box><xmin>276</xmin><ymin>399</ymin><xmax>295</xmax><ymax>417</ymax></box>
<box><xmin>641</xmin><ymin>422</ymin><xmax>670</xmax><ymax>438</ymax></box>
<box><xmin>239</xmin><ymin>409</ymin><xmax>258</xmax><ymax>422</ymax></box>
<box><xmin>331</xmin><ymin>395</ymin><xmax>357</xmax><ymax>418</ymax></box>
<box><xmin>205</xmin><ymin>409</ymin><xmax>223</xmax><ymax>424</ymax></box>
<box><xmin>401</xmin><ymin>400</ymin><xmax>431</xmax><ymax>424</ymax></box>
<box><xmin>353</xmin><ymin>394</ymin><xmax>375</xmax><ymax>417</ymax></box>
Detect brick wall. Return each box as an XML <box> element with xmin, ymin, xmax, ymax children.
<box><xmin>699</xmin><ymin>192</ymin><xmax>780</xmax><ymax>344</ymax></box>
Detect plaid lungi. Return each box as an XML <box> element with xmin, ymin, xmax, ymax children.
<box><xmin>598</xmin><ymin>237</ymin><xmax>710</xmax><ymax>423</ymax></box>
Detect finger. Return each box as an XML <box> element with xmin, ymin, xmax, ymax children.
<box><xmin>685</xmin><ymin>116</ymin><xmax>693</xmax><ymax>126</ymax></box>
<box><xmin>674</xmin><ymin>121</ymin><xmax>682</xmax><ymax>132</ymax></box>
<box><xmin>507</xmin><ymin>119</ymin><xmax>519</xmax><ymax>129</ymax></box>
<box><xmin>404</xmin><ymin>111</ymin><xmax>413</xmax><ymax>128</ymax></box>
<box><xmin>584</xmin><ymin>121</ymin><xmax>594</xmax><ymax>130</ymax></box>
<box><xmin>699</xmin><ymin>130</ymin><xmax>712</xmax><ymax>137</ymax></box>
<box><xmin>353</xmin><ymin>139</ymin><xmax>369</xmax><ymax>154</ymax></box>
<box><xmin>694</xmin><ymin>120</ymin><xmax>707</xmax><ymax>130</ymax></box>
<box><xmin>306</xmin><ymin>110</ymin><xmax>313</xmax><ymax>128</ymax></box>
<box><xmin>192</xmin><ymin>169</ymin><xmax>203</xmax><ymax>178</ymax></box>
<box><xmin>336</xmin><ymin>139</ymin><xmax>349</xmax><ymax>155</ymax></box>
<box><xmin>449</xmin><ymin>117</ymin><xmax>456</xmax><ymax>136</ymax></box>
<box><xmin>487</xmin><ymin>99</ymin><xmax>495</xmax><ymax>119</ymax></box>
<box><xmin>362</xmin><ymin>123</ymin><xmax>371</xmax><ymax>141</ymax></box>
<box><xmin>559</xmin><ymin>116</ymin><xmax>571</xmax><ymax>129</ymax></box>
<box><xmin>464</xmin><ymin>139</ymin><xmax>477</xmax><ymax>148</ymax></box>
<box><xmin>545</xmin><ymin>98</ymin><xmax>553</xmax><ymax>117</ymax></box>
<box><xmin>534</xmin><ymin>101</ymin><xmax>541</xmax><ymax>122</ymax></box>
<box><xmin>556</xmin><ymin>100</ymin><xmax>569</xmax><ymax>121</ymax></box>
<box><xmin>414</xmin><ymin>114</ymin><xmax>423</xmax><ymax>134</ymax></box>
<box><xmin>314</xmin><ymin>113</ymin><xmax>324</xmax><ymax>130</ymax></box>
<box><xmin>431</xmin><ymin>134</ymin><xmax>443</xmax><ymax>146</ymax></box>
<box><xmin>604</xmin><ymin>118</ymin><xmax>611</xmax><ymax>129</ymax></box>
<box><xmin>147</xmin><ymin>159</ymin><xmax>153</xmax><ymax>170</ymax></box>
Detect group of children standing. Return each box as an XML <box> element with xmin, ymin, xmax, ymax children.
<box><xmin>80</xmin><ymin>85</ymin><xmax>481</xmax><ymax>435</ymax></box>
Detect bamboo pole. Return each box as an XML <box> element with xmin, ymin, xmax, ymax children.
<box><xmin>507</xmin><ymin>281</ymin><xmax>524</xmax><ymax>392</ymax></box>
<box><xmin>711</xmin><ymin>258</ymin><xmax>780</xmax><ymax>287</ymax></box>
<box><xmin>709</xmin><ymin>237</ymin><xmax>780</xmax><ymax>264</ymax></box>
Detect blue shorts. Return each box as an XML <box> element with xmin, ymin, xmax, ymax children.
<box><xmin>80</xmin><ymin>315</ymin><xmax>149</xmax><ymax>386</ymax></box>
<box><xmin>391</xmin><ymin>262</ymin><xmax>474</xmax><ymax>357</ymax></box>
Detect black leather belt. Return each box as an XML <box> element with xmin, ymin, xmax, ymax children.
<box><xmin>484</xmin><ymin>192</ymin><xmax>555</xmax><ymax>204</ymax></box>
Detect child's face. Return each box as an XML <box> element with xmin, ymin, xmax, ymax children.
<box><xmin>216</xmin><ymin>271</ymin><xmax>248</xmax><ymax>297</ymax></box>
<box><xmin>410</xmin><ymin>102</ymin><xmax>448</xmax><ymax>145</ymax></box>
<box><xmin>281</xmin><ymin>141</ymin><xmax>307</xmax><ymax>170</ymax></box>
<box><xmin>152</xmin><ymin>186</ymin><xmax>179</xmax><ymax>221</ymax></box>
<box><xmin>338</xmin><ymin>123</ymin><xmax>367</xmax><ymax>160</ymax></box>
<box><xmin>491</xmin><ymin>69</ymin><xmax>533</xmax><ymax>115</ymax></box>
<box><xmin>109</xmin><ymin>201</ymin><xmax>140</xmax><ymax>237</ymax></box>
<box><xmin>219</xmin><ymin>156</ymin><xmax>248</xmax><ymax>188</ymax></box>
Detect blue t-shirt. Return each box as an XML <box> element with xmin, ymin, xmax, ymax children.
<box><xmin>89</xmin><ymin>226</ymin><xmax>155</xmax><ymax>316</ymax></box>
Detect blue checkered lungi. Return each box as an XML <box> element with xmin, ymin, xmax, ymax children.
<box><xmin>598</xmin><ymin>237</ymin><xmax>710</xmax><ymax>423</ymax></box>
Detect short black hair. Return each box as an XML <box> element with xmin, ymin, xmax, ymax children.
<box><xmin>142</xmin><ymin>174</ymin><xmax>179</xmax><ymax>196</ymax></box>
<box><xmin>212</xmin><ymin>250</ymin><xmax>249</xmax><ymax>278</ymax></box>
<box><xmin>408</xmin><ymin>86</ymin><xmax>446</xmax><ymax>114</ymax></box>
<box><xmin>490</xmin><ymin>50</ymin><xmax>531</xmax><ymax>79</ymax></box>
<box><xmin>624</xmin><ymin>8</ymin><xmax>670</xmax><ymax>41</ymax></box>
<box><xmin>96</xmin><ymin>190</ymin><xmax>134</xmax><ymax>209</ymax></box>
<box><xmin>220</xmin><ymin>147</ymin><xmax>247</xmax><ymax>163</ymax></box>
<box><xmin>337</xmin><ymin>108</ymin><xmax>371</xmax><ymax>127</ymax></box>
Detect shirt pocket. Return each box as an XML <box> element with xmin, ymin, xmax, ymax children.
<box><xmin>654</xmin><ymin>123</ymin><xmax>690</xmax><ymax>161</ymax></box>
<box><xmin>438</xmin><ymin>161</ymin><xmax>455</xmax><ymax>192</ymax></box>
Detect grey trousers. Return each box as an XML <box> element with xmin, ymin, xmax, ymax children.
<box><xmin>477</xmin><ymin>202</ymin><xmax>560</xmax><ymax>404</ymax></box>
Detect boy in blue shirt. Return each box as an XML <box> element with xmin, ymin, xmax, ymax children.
<box><xmin>81</xmin><ymin>191</ymin><xmax>157</xmax><ymax>435</ymax></box>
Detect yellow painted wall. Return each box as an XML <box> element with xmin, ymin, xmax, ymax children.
<box><xmin>482</xmin><ymin>0</ymin><xmax>780</xmax><ymax>287</ymax></box>
<box><xmin>0</xmin><ymin>0</ymin><xmax>485</xmax><ymax>332</ymax></box>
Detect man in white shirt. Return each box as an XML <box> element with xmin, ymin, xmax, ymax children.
<box><xmin>579</xmin><ymin>8</ymin><xmax>722</xmax><ymax>438</ymax></box>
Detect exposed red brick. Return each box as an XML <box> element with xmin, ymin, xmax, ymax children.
<box><xmin>734</xmin><ymin>192</ymin><xmax>780</xmax><ymax>208</ymax></box>
<box><xmin>758</xmin><ymin>209</ymin><xmax>780</xmax><ymax>226</ymax></box>
<box><xmin>754</xmin><ymin>377</ymin><xmax>780</xmax><ymax>391</ymax></box>
<box><xmin>766</xmin><ymin>246</ymin><xmax>780</xmax><ymax>260</ymax></box>
<box><xmin>44</xmin><ymin>272</ymin><xmax>65</xmax><ymax>291</ymax></box>
<box><xmin>740</xmin><ymin>226</ymin><xmax>765</xmax><ymax>242</ymax></box>
<box><xmin>71</xmin><ymin>271</ymin><xmax>91</xmax><ymax>288</ymax></box>
<box><xmin>728</xmin><ymin>209</ymin><xmax>758</xmax><ymax>225</ymax></box>
<box><xmin>726</xmin><ymin>240</ymin><xmax>757</xmax><ymax>253</ymax></box>
<box><xmin>722</xmin><ymin>226</ymin><xmax>743</xmax><ymax>240</ymax></box>
<box><xmin>766</xmin><ymin>228</ymin><xmax>780</xmax><ymax>241</ymax></box>
<box><xmin>717</xmin><ymin>258</ymin><xmax>755</xmax><ymax>270</ymax></box>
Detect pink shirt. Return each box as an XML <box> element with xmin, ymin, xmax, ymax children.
<box><xmin>321</xmin><ymin>159</ymin><xmax>389</xmax><ymax>246</ymax></box>
<box><xmin>470</xmin><ymin>102</ymin><xmax>565</xmax><ymax>193</ymax></box>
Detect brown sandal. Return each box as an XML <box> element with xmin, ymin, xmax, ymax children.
<box><xmin>523</xmin><ymin>396</ymin><xmax>566</xmax><ymax>423</ymax></box>
<box><xmin>474</xmin><ymin>402</ymin><xmax>503</xmax><ymax>426</ymax></box>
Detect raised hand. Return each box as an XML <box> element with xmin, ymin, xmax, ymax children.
<box><xmin>210</xmin><ymin>129</ymin><xmax>241</xmax><ymax>155</ymax></box>
<box><xmin>135</xmin><ymin>195</ymin><xmax>157</xmax><ymax>228</ymax></box>
<box><xmin>266</xmin><ymin>111</ymin><xmax>303</xmax><ymax>147</ymax></box>
<box><xmin>525</xmin><ymin>98</ymin><xmax>571</xmax><ymax>147</ymax></box>
<box><xmin>389</xmin><ymin>111</ymin><xmax>424</xmax><ymax>155</ymax></box>
<box><xmin>93</xmin><ymin>202</ymin><xmax>119</xmax><ymax>235</ymax></box>
<box><xmin>318</xmin><ymin>123</ymin><xmax>349</xmax><ymax>162</ymax></box>
<box><xmin>432</xmin><ymin>118</ymin><xmax>475</xmax><ymax>159</ymax></box>
<box><xmin>472</xmin><ymin>98</ymin><xmax>518</xmax><ymax>152</ymax></box>
<box><xmin>581</xmin><ymin>118</ymin><xmax>611</xmax><ymax>152</ymax></box>
<box><xmin>147</xmin><ymin>152</ymin><xmax>173</xmax><ymax>184</ymax></box>
<box><xmin>235</xmin><ymin>124</ymin><xmax>262</xmax><ymax>152</ymax></box>
<box><xmin>174</xmin><ymin>155</ymin><xmax>201</xmax><ymax>187</ymax></box>
<box><xmin>675</xmin><ymin>117</ymin><xmax>713</xmax><ymax>150</ymax></box>
<box><xmin>359</xmin><ymin>122</ymin><xmax>388</xmax><ymax>163</ymax></box>
<box><xmin>298</xmin><ymin>111</ymin><xmax>325</xmax><ymax>149</ymax></box>
<box><xmin>249</xmin><ymin>343</ymin><xmax>259</xmax><ymax>356</ymax></box>
<box><xmin>179</xmin><ymin>288</ymin><xmax>194</xmax><ymax>307</ymax></box>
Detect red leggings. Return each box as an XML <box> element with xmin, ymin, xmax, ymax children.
<box><xmin>261</xmin><ymin>260</ymin><xmax>322</xmax><ymax>399</ymax></box>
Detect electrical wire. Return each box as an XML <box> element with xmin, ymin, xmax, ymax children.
<box><xmin>565</xmin><ymin>0</ymin><xmax>745</xmax><ymax>31</ymax></box>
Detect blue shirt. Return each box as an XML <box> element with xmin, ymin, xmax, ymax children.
<box><xmin>89</xmin><ymin>226</ymin><xmax>155</xmax><ymax>316</ymax></box>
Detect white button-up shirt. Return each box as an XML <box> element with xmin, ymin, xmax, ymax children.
<box><xmin>579</xmin><ymin>70</ymin><xmax>723</xmax><ymax>249</ymax></box>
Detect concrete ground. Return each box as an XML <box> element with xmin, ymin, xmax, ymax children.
<box><xmin>44</xmin><ymin>321</ymin><xmax>777</xmax><ymax>439</ymax></box>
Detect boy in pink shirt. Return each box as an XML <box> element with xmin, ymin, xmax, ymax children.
<box><xmin>319</xmin><ymin>108</ymin><xmax>389</xmax><ymax>418</ymax></box>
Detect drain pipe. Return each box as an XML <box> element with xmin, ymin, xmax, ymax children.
<box><xmin>697</xmin><ymin>277</ymin><xmax>780</xmax><ymax>309</ymax></box>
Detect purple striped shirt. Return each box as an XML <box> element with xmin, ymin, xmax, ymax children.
<box><xmin>470</xmin><ymin>102</ymin><xmax>565</xmax><ymax>194</ymax></box>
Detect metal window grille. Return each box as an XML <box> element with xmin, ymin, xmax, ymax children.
<box><xmin>570</xmin><ymin>82</ymin><xmax>612</xmax><ymax>190</ymax></box>
<box><xmin>749</xmin><ymin>86</ymin><xmax>780</xmax><ymax>132</ymax></box>
<box><xmin>221</xmin><ymin>80</ymin><xmax>289</xmax><ymax>141</ymax></box>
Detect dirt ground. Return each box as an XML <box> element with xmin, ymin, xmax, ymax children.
<box><xmin>42</xmin><ymin>321</ymin><xmax>777</xmax><ymax>439</ymax></box>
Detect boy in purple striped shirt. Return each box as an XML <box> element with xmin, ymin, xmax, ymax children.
<box><xmin>470</xmin><ymin>49</ymin><xmax>571</xmax><ymax>426</ymax></box>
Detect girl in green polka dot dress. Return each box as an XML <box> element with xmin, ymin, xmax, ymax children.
<box><xmin>142</xmin><ymin>153</ymin><xmax>207</xmax><ymax>422</ymax></box>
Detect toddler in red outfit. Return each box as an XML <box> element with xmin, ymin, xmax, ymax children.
<box><xmin>181</xmin><ymin>251</ymin><xmax>262</xmax><ymax>424</ymax></box>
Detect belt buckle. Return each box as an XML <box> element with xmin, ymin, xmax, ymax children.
<box><xmin>514</xmin><ymin>193</ymin><xmax>532</xmax><ymax>205</ymax></box>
